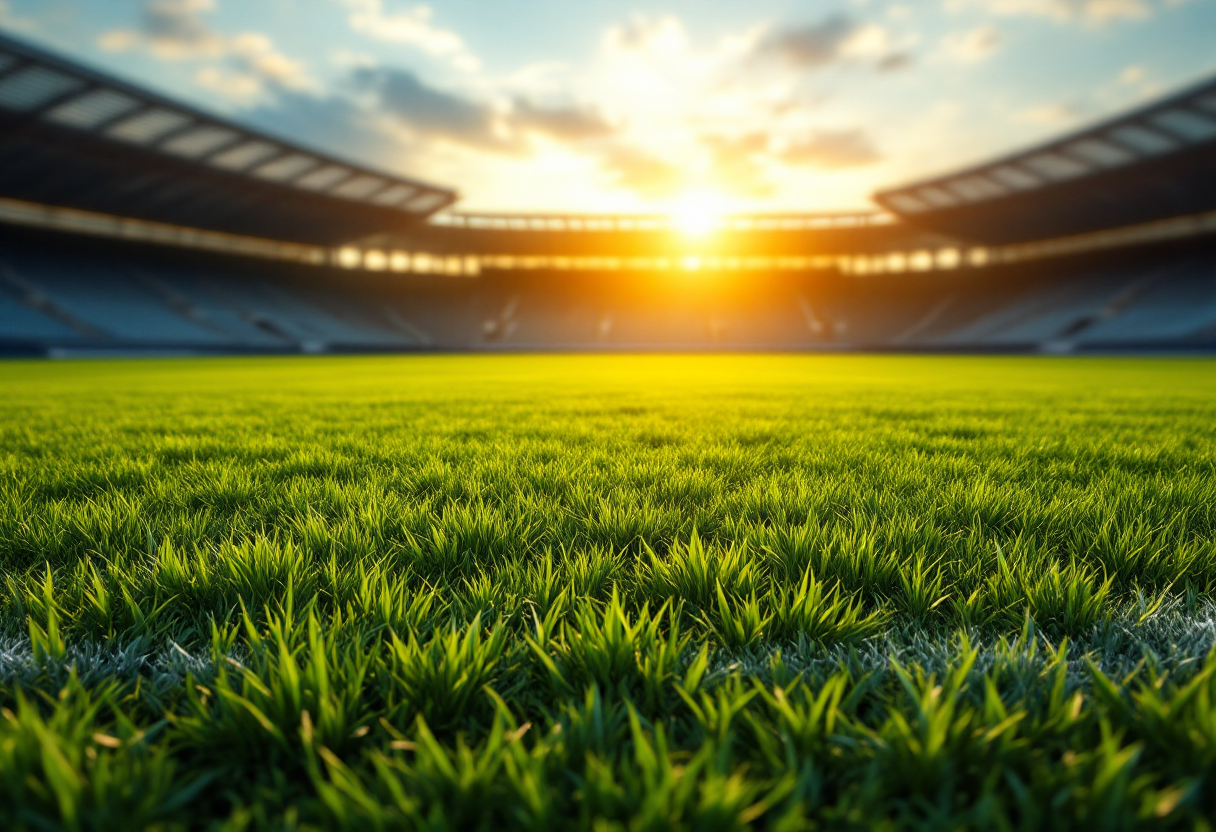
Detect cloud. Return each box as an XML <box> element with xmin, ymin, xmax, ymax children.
<box><xmin>342</xmin><ymin>1</ymin><xmax>480</xmax><ymax>72</ymax></box>
<box><xmin>355</xmin><ymin>66</ymin><xmax>502</xmax><ymax>147</ymax></box>
<box><xmin>762</xmin><ymin>15</ymin><xmax>856</xmax><ymax>67</ymax></box>
<box><xmin>941</xmin><ymin>25</ymin><xmax>1003</xmax><ymax>61</ymax></box>
<box><xmin>756</xmin><ymin>16</ymin><xmax>914</xmax><ymax>73</ymax></box>
<box><xmin>779</xmin><ymin>130</ymin><xmax>882</xmax><ymax>168</ymax></box>
<box><xmin>597</xmin><ymin>145</ymin><xmax>684</xmax><ymax>199</ymax></box>
<box><xmin>180</xmin><ymin>5</ymin><xmax>910</xmax><ymax>209</ymax></box>
<box><xmin>244</xmin><ymin>89</ymin><xmax>399</xmax><ymax>164</ymax></box>
<box><xmin>99</xmin><ymin>0</ymin><xmax>314</xmax><ymax>100</ymax></box>
<box><xmin>604</xmin><ymin>14</ymin><xmax>692</xmax><ymax>58</ymax></box>
<box><xmin>124</xmin><ymin>0</ymin><xmax>220</xmax><ymax>57</ymax></box>
<box><xmin>352</xmin><ymin>66</ymin><xmax>614</xmax><ymax>152</ymax></box>
<box><xmin>194</xmin><ymin>66</ymin><xmax>262</xmax><ymax>100</ymax></box>
<box><xmin>239</xmin><ymin>60</ymin><xmax>655</xmax><ymax>204</ymax></box>
<box><xmin>511</xmin><ymin>99</ymin><xmax>615</xmax><ymax>142</ymax></box>
<box><xmin>966</xmin><ymin>0</ymin><xmax>1156</xmax><ymax>23</ymax></box>
<box><xmin>702</xmin><ymin>133</ymin><xmax>775</xmax><ymax>198</ymax></box>
<box><xmin>1017</xmin><ymin>102</ymin><xmax>1083</xmax><ymax>123</ymax></box>
<box><xmin>579</xmin><ymin>12</ymin><xmax>911</xmax><ymax>202</ymax></box>
<box><xmin>761</xmin><ymin>15</ymin><xmax>856</xmax><ymax>68</ymax></box>
<box><xmin>877</xmin><ymin>52</ymin><xmax>915</xmax><ymax>72</ymax></box>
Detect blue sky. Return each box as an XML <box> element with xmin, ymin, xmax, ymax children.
<box><xmin>2</xmin><ymin>0</ymin><xmax>1214</xmax><ymax>212</ymax></box>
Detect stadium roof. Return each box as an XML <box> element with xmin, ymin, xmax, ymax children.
<box><xmin>874</xmin><ymin>74</ymin><xmax>1216</xmax><ymax>245</ymax></box>
<box><xmin>0</xmin><ymin>32</ymin><xmax>456</xmax><ymax>246</ymax></box>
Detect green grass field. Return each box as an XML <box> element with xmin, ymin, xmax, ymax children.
<box><xmin>1</xmin><ymin>354</ymin><xmax>1215</xmax><ymax>830</ymax></box>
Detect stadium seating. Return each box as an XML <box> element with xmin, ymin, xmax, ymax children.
<box><xmin>1</xmin><ymin>232</ymin><xmax>1214</xmax><ymax>354</ymax></box>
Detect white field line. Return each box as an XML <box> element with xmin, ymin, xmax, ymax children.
<box><xmin>1</xmin><ymin>599</ymin><xmax>1213</xmax><ymax>694</ymax></box>
<box><xmin>711</xmin><ymin>598</ymin><xmax>1216</xmax><ymax>688</ymax></box>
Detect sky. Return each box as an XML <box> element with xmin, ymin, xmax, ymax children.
<box><xmin>2</xmin><ymin>0</ymin><xmax>1215</xmax><ymax>213</ymax></box>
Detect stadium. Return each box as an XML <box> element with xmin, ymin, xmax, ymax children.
<box><xmin>2</xmin><ymin>32</ymin><xmax>1215</xmax><ymax>355</ymax></box>
<box><xmin>2</xmin><ymin>17</ymin><xmax>1216</xmax><ymax>832</ymax></box>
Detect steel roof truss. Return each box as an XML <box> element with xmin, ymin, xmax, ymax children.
<box><xmin>0</xmin><ymin>31</ymin><xmax>458</xmax><ymax>239</ymax></box>
<box><xmin>0</xmin><ymin>65</ymin><xmax>84</xmax><ymax>112</ymax></box>
<box><xmin>43</xmin><ymin>88</ymin><xmax>142</xmax><ymax>130</ymax></box>
<box><xmin>159</xmin><ymin>124</ymin><xmax>243</xmax><ymax>159</ymax></box>
<box><xmin>1149</xmin><ymin>107</ymin><xmax>1216</xmax><ymax>143</ymax></box>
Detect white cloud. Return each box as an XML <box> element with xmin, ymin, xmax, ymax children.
<box><xmin>1018</xmin><ymin>102</ymin><xmax>1081</xmax><ymax>123</ymax></box>
<box><xmin>604</xmin><ymin>13</ymin><xmax>717</xmax><ymax>61</ymax></box>
<box><xmin>1111</xmin><ymin>64</ymin><xmax>1161</xmax><ymax>100</ymax></box>
<box><xmin>754</xmin><ymin>17</ymin><xmax>916</xmax><ymax>74</ymax></box>
<box><xmin>234</xmin><ymin>8</ymin><xmax>922</xmax><ymax>210</ymax></box>
<box><xmin>568</xmin><ymin>14</ymin><xmax>895</xmax><ymax>204</ymax></box>
<box><xmin>840</xmin><ymin>25</ymin><xmax>897</xmax><ymax>59</ymax></box>
<box><xmin>99</xmin><ymin>0</ymin><xmax>224</xmax><ymax>59</ymax></box>
<box><xmin>228</xmin><ymin>33</ymin><xmax>312</xmax><ymax>89</ymax></box>
<box><xmin>972</xmin><ymin>0</ymin><xmax>1155</xmax><ymax>24</ymax></box>
<box><xmin>940</xmin><ymin>25</ymin><xmax>1002</xmax><ymax>61</ymax></box>
<box><xmin>99</xmin><ymin>0</ymin><xmax>315</xmax><ymax>99</ymax></box>
<box><xmin>778</xmin><ymin>129</ymin><xmax>882</xmax><ymax>168</ymax></box>
<box><xmin>194</xmin><ymin>66</ymin><xmax>263</xmax><ymax>102</ymax></box>
<box><xmin>342</xmin><ymin>1</ymin><xmax>481</xmax><ymax>72</ymax></box>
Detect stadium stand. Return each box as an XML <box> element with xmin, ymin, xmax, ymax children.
<box><xmin>5</xmin><ymin>225</ymin><xmax>1212</xmax><ymax>354</ymax></box>
<box><xmin>875</xmin><ymin>76</ymin><xmax>1216</xmax><ymax>244</ymax></box>
<box><xmin>0</xmin><ymin>30</ymin><xmax>1214</xmax><ymax>355</ymax></box>
<box><xmin>0</xmin><ymin>32</ymin><xmax>454</xmax><ymax>244</ymax></box>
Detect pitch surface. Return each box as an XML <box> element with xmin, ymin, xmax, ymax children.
<box><xmin>1</xmin><ymin>355</ymin><xmax>1214</xmax><ymax>828</ymax></box>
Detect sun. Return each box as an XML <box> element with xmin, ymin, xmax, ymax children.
<box><xmin>670</xmin><ymin>191</ymin><xmax>726</xmax><ymax>238</ymax></box>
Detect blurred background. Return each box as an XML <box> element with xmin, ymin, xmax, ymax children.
<box><xmin>0</xmin><ymin>0</ymin><xmax>1215</xmax><ymax>355</ymax></box>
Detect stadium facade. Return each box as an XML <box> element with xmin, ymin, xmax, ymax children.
<box><xmin>1</xmin><ymin>31</ymin><xmax>1215</xmax><ymax>355</ymax></box>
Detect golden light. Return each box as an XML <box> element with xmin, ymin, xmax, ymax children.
<box><xmin>670</xmin><ymin>191</ymin><xmax>725</xmax><ymax>239</ymax></box>
<box><xmin>336</xmin><ymin>247</ymin><xmax>362</xmax><ymax>269</ymax></box>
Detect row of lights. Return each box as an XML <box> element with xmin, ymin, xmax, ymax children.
<box><xmin>343</xmin><ymin>208</ymin><xmax>1216</xmax><ymax>277</ymax></box>
<box><xmin>5</xmin><ymin>193</ymin><xmax>1210</xmax><ymax>280</ymax></box>
<box><xmin>335</xmin><ymin>247</ymin><xmax>980</xmax><ymax>275</ymax></box>
<box><xmin>0</xmin><ymin>195</ymin><xmax>961</xmax><ymax>276</ymax></box>
<box><xmin>0</xmin><ymin>197</ymin><xmax>330</xmax><ymax>264</ymax></box>
<box><xmin>336</xmin><ymin>248</ymin><xmax>482</xmax><ymax>275</ymax></box>
<box><xmin>431</xmin><ymin>212</ymin><xmax>896</xmax><ymax>232</ymax></box>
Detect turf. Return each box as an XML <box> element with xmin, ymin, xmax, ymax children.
<box><xmin>1</xmin><ymin>354</ymin><xmax>1215</xmax><ymax>830</ymax></box>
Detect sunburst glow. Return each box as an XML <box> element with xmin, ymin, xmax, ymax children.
<box><xmin>670</xmin><ymin>191</ymin><xmax>726</xmax><ymax>238</ymax></box>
